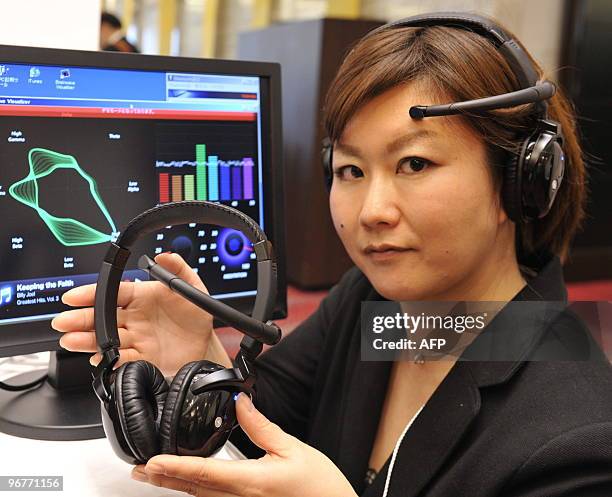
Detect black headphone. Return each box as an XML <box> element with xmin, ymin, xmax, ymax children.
<box><xmin>92</xmin><ymin>201</ymin><xmax>282</xmax><ymax>465</ymax></box>
<box><xmin>322</xmin><ymin>12</ymin><xmax>566</xmax><ymax>224</ymax></box>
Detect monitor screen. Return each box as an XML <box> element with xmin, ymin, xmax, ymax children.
<box><xmin>0</xmin><ymin>46</ymin><xmax>285</xmax><ymax>356</ymax></box>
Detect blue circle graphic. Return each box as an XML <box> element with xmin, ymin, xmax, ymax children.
<box><xmin>217</xmin><ymin>228</ymin><xmax>251</xmax><ymax>266</ymax></box>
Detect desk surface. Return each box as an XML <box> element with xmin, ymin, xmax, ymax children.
<box><xmin>0</xmin><ymin>353</ymin><xmax>243</xmax><ymax>497</ymax></box>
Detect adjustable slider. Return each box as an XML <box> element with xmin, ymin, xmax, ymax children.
<box><xmin>103</xmin><ymin>243</ymin><xmax>130</xmax><ymax>269</ymax></box>
<box><xmin>91</xmin><ymin>348</ymin><xmax>120</xmax><ymax>403</ymax></box>
<box><xmin>540</xmin><ymin>118</ymin><xmax>562</xmax><ymax>136</ymax></box>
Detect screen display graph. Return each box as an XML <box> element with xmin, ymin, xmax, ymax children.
<box><xmin>157</xmin><ymin>155</ymin><xmax>255</xmax><ymax>203</ymax></box>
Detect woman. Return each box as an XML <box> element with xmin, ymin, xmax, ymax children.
<box><xmin>52</xmin><ymin>12</ymin><xmax>612</xmax><ymax>497</ymax></box>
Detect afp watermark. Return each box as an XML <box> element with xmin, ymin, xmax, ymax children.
<box><xmin>361</xmin><ymin>300</ymin><xmax>612</xmax><ymax>362</ymax></box>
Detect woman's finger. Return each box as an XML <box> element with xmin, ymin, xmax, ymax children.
<box><xmin>59</xmin><ymin>331</ymin><xmax>97</xmax><ymax>353</ymax></box>
<box><xmin>61</xmin><ymin>281</ymin><xmax>136</xmax><ymax>308</ymax></box>
<box><xmin>60</xmin><ymin>327</ymin><xmax>136</xmax><ymax>355</ymax></box>
<box><xmin>134</xmin><ymin>468</ymin><xmax>240</xmax><ymax>497</ymax></box>
<box><xmin>52</xmin><ymin>307</ymin><xmax>129</xmax><ymax>333</ymax></box>
<box><xmin>51</xmin><ymin>307</ymin><xmax>95</xmax><ymax>332</ymax></box>
<box><xmin>145</xmin><ymin>455</ymin><xmax>254</xmax><ymax>496</ymax></box>
<box><xmin>154</xmin><ymin>252</ymin><xmax>209</xmax><ymax>291</ymax></box>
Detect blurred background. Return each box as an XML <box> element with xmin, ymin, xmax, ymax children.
<box><xmin>100</xmin><ymin>0</ymin><xmax>563</xmax><ymax>71</ymax></box>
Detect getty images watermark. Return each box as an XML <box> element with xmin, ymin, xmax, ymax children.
<box><xmin>361</xmin><ymin>301</ymin><xmax>612</xmax><ymax>362</ymax></box>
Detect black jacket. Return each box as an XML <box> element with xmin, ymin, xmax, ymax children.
<box><xmin>231</xmin><ymin>254</ymin><xmax>612</xmax><ymax>496</ymax></box>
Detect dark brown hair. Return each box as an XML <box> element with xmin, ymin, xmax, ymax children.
<box><xmin>323</xmin><ymin>21</ymin><xmax>587</xmax><ymax>266</ymax></box>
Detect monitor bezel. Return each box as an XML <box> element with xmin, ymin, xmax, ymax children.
<box><xmin>0</xmin><ymin>44</ymin><xmax>287</xmax><ymax>357</ymax></box>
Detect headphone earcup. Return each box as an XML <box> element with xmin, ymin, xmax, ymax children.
<box><xmin>159</xmin><ymin>361</ymin><xmax>209</xmax><ymax>454</ymax></box>
<box><xmin>502</xmin><ymin>145</ymin><xmax>525</xmax><ymax>224</ymax></box>
<box><xmin>113</xmin><ymin>361</ymin><xmax>169</xmax><ymax>464</ymax></box>
<box><xmin>159</xmin><ymin>360</ymin><xmax>236</xmax><ymax>457</ymax></box>
<box><xmin>321</xmin><ymin>137</ymin><xmax>333</xmax><ymax>193</ymax></box>
<box><xmin>100</xmin><ymin>392</ymin><xmax>139</xmax><ymax>465</ymax></box>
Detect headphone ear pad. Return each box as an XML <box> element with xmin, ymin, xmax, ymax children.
<box><xmin>502</xmin><ymin>150</ymin><xmax>522</xmax><ymax>224</ymax></box>
<box><xmin>114</xmin><ymin>361</ymin><xmax>169</xmax><ymax>464</ymax></box>
<box><xmin>321</xmin><ymin>138</ymin><xmax>333</xmax><ymax>193</ymax></box>
<box><xmin>159</xmin><ymin>360</ymin><xmax>226</xmax><ymax>455</ymax></box>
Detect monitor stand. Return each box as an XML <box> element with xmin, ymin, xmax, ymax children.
<box><xmin>0</xmin><ymin>350</ymin><xmax>104</xmax><ymax>440</ymax></box>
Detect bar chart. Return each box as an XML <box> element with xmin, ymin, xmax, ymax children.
<box><xmin>158</xmin><ymin>152</ymin><xmax>255</xmax><ymax>204</ymax></box>
<box><xmin>155</xmin><ymin>121</ymin><xmax>259</xmax><ymax>212</ymax></box>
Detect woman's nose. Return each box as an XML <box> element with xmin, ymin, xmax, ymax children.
<box><xmin>358</xmin><ymin>177</ymin><xmax>401</xmax><ymax>229</ymax></box>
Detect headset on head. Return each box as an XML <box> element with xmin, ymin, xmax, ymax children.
<box><xmin>92</xmin><ymin>200</ymin><xmax>281</xmax><ymax>464</ymax></box>
<box><xmin>321</xmin><ymin>12</ymin><xmax>566</xmax><ymax>225</ymax></box>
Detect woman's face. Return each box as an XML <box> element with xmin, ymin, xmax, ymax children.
<box><xmin>330</xmin><ymin>83</ymin><xmax>513</xmax><ymax>301</ymax></box>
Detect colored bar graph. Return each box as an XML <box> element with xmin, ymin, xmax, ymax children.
<box><xmin>159</xmin><ymin>173</ymin><xmax>170</xmax><ymax>203</ymax></box>
<box><xmin>172</xmin><ymin>175</ymin><xmax>182</xmax><ymax>201</ymax></box>
<box><xmin>232</xmin><ymin>165</ymin><xmax>242</xmax><ymax>200</ymax></box>
<box><xmin>184</xmin><ymin>174</ymin><xmax>195</xmax><ymax>200</ymax></box>
<box><xmin>158</xmin><ymin>144</ymin><xmax>257</xmax><ymax>204</ymax></box>
<box><xmin>208</xmin><ymin>155</ymin><xmax>219</xmax><ymax>201</ymax></box>
<box><xmin>220</xmin><ymin>164</ymin><xmax>231</xmax><ymax>201</ymax></box>
<box><xmin>243</xmin><ymin>158</ymin><xmax>254</xmax><ymax>199</ymax></box>
<box><xmin>196</xmin><ymin>144</ymin><xmax>207</xmax><ymax>200</ymax></box>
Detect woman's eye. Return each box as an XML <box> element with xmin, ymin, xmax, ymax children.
<box><xmin>334</xmin><ymin>165</ymin><xmax>364</xmax><ymax>180</ymax></box>
<box><xmin>398</xmin><ymin>157</ymin><xmax>431</xmax><ymax>174</ymax></box>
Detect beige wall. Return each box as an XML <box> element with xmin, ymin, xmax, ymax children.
<box><xmin>103</xmin><ymin>0</ymin><xmax>565</xmax><ymax>76</ymax></box>
<box><xmin>360</xmin><ymin>0</ymin><xmax>565</xmax><ymax>79</ymax></box>
<box><xmin>216</xmin><ymin>0</ymin><xmax>257</xmax><ymax>59</ymax></box>
<box><xmin>492</xmin><ymin>0</ymin><xmax>565</xmax><ymax>80</ymax></box>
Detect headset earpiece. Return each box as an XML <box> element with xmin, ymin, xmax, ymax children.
<box><xmin>159</xmin><ymin>360</ymin><xmax>243</xmax><ymax>458</ymax></box>
<box><xmin>508</xmin><ymin>119</ymin><xmax>565</xmax><ymax>222</ymax></box>
<box><xmin>321</xmin><ymin>137</ymin><xmax>333</xmax><ymax>192</ymax></box>
<box><xmin>101</xmin><ymin>361</ymin><xmax>169</xmax><ymax>465</ymax></box>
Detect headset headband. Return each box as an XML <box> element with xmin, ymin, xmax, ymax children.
<box><xmin>94</xmin><ymin>201</ymin><xmax>277</xmax><ymax>354</ymax></box>
<box><xmin>379</xmin><ymin>12</ymin><xmax>539</xmax><ymax>88</ymax></box>
<box><xmin>362</xmin><ymin>12</ymin><xmax>553</xmax><ymax>120</ymax></box>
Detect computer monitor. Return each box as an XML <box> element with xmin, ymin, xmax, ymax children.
<box><xmin>0</xmin><ymin>45</ymin><xmax>286</xmax><ymax>440</ymax></box>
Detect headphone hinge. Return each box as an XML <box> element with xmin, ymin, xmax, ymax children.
<box><xmin>234</xmin><ymin>335</ymin><xmax>263</xmax><ymax>389</ymax></box>
<box><xmin>103</xmin><ymin>243</ymin><xmax>130</xmax><ymax>269</ymax></box>
<box><xmin>253</xmin><ymin>240</ymin><xmax>273</xmax><ymax>261</ymax></box>
<box><xmin>91</xmin><ymin>348</ymin><xmax>120</xmax><ymax>403</ymax></box>
<box><xmin>539</xmin><ymin>118</ymin><xmax>562</xmax><ymax>137</ymax></box>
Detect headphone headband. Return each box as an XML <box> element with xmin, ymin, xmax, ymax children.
<box><xmin>371</xmin><ymin>12</ymin><xmax>539</xmax><ymax>89</ymax></box>
<box><xmin>116</xmin><ymin>200</ymin><xmax>266</xmax><ymax>249</ymax></box>
<box><xmin>94</xmin><ymin>201</ymin><xmax>276</xmax><ymax>354</ymax></box>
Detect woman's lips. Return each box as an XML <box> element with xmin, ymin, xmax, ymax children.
<box><xmin>364</xmin><ymin>246</ymin><xmax>415</xmax><ymax>262</ymax></box>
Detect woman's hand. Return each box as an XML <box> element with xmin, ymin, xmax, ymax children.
<box><xmin>131</xmin><ymin>393</ymin><xmax>358</xmax><ymax>497</ymax></box>
<box><xmin>51</xmin><ymin>252</ymin><xmax>229</xmax><ymax>376</ymax></box>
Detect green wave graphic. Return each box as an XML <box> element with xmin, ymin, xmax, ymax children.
<box><xmin>9</xmin><ymin>148</ymin><xmax>117</xmax><ymax>246</ymax></box>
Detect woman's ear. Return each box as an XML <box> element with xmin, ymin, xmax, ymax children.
<box><xmin>486</xmin><ymin>147</ymin><xmax>510</xmax><ymax>226</ymax></box>
<box><xmin>489</xmin><ymin>176</ymin><xmax>509</xmax><ymax>226</ymax></box>
<box><xmin>497</xmin><ymin>200</ymin><xmax>511</xmax><ymax>224</ymax></box>
<box><xmin>492</xmin><ymin>168</ymin><xmax>511</xmax><ymax>226</ymax></box>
